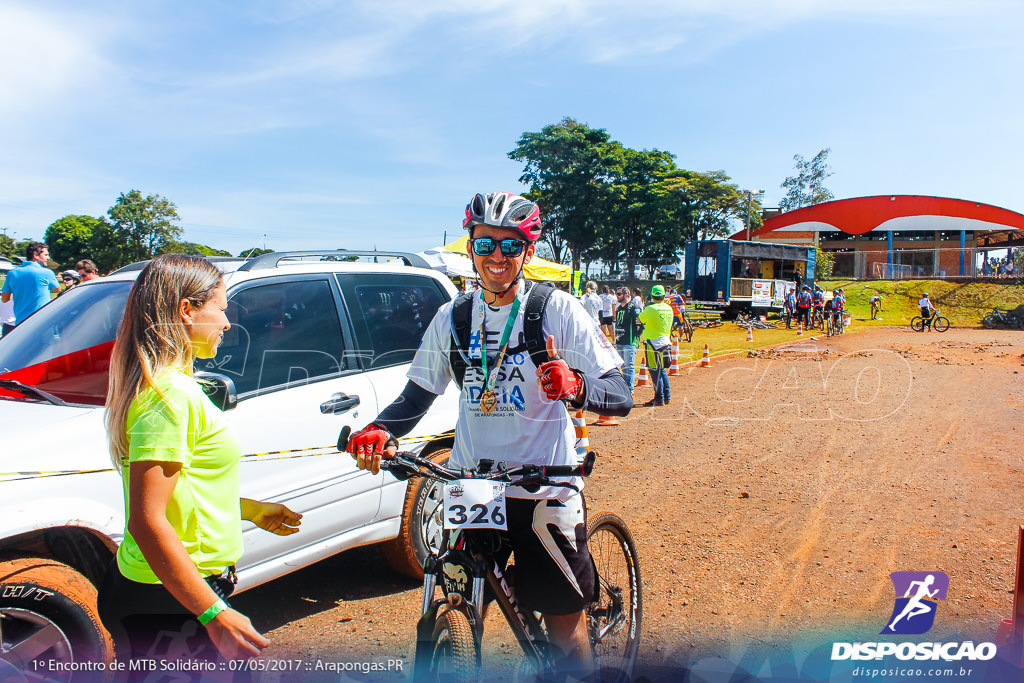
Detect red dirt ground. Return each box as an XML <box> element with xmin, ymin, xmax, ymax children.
<box><xmin>232</xmin><ymin>327</ymin><xmax>1024</xmax><ymax>680</ymax></box>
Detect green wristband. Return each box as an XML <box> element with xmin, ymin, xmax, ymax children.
<box><xmin>198</xmin><ymin>598</ymin><xmax>228</xmax><ymax>625</ymax></box>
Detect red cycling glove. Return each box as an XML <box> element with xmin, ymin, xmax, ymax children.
<box><xmin>537</xmin><ymin>360</ymin><xmax>583</xmax><ymax>402</ymax></box>
<box><xmin>346</xmin><ymin>423</ymin><xmax>398</xmax><ymax>473</ymax></box>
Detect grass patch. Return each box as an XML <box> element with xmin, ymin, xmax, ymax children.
<box><xmin>815</xmin><ymin>279</ymin><xmax>1024</xmax><ymax>327</ymax></box>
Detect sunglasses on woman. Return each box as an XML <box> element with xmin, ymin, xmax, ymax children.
<box><xmin>470</xmin><ymin>237</ymin><xmax>528</xmax><ymax>258</ymax></box>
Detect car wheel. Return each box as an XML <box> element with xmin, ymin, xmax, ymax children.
<box><xmin>0</xmin><ymin>557</ymin><xmax>113</xmax><ymax>678</ymax></box>
<box><xmin>381</xmin><ymin>448</ymin><xmax>450</xmax><ymax>579</ymax></box>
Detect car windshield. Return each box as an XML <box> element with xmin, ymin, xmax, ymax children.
<box><xmin>0</xmin><ymin>280</ymin><xmax>131</xmax><ymax>405</ymax></box>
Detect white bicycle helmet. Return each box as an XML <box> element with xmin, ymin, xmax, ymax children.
<box><xmin>463</xmin><ymin>192</ymin><xmax>543</xmax><ymax>242</ymax></box>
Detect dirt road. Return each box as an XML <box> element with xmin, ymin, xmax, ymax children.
<box><xmin>231</xmin><ymin>327</ymin><xmax>1024</xmax><ymax>680</ymax></box>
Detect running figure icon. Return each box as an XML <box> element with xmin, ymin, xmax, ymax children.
<box><xmin>881</xmin><ymin>571</ymin><xmax>949</xmax><ymax>635</ymax></box>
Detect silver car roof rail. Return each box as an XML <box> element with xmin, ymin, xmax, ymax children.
<box><xmin>110</xmin><ymin>256</ymin><xmax>248</xmax><ymax>274</ymax></box>
<box><xmin>236</xmin><ymin>250</ymin><xmax>431</xmax><ymax>272</ymax></box>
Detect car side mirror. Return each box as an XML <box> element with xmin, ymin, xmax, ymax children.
<box><xmin>195</xmin><ymin>371</ymin><xmax>238</xmax><ymax>411</ymax></box>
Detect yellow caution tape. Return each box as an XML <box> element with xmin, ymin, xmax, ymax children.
<box><xmin>0</xmin><ymin>430</ymin><xmax>455</xmax><ymax>482</ymax></box>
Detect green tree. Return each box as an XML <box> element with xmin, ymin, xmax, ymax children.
<box><xmin>238</xmin><ymin>247</ymin><xmax>274</xmax><ymax>258</ymax></box>
<box><xmin>592</xmin><ymin>148</ymin><xmax>684</xmax><ymax>277</ymax></box>
<box><xmin>44</xmin><ymin>215</ymin><xmax>105</xmax><ymax>270</ymax></box>
<box><xmin>0</xmin><ymin>233</ymin><xmax>17</xmax><ymax>261</ymax></box>
<box><xmin>509</xmin><ymin>118</ymin><xmax>621</xmax><ymax>271</ymax></box>
<box><xmin>104</xmin><ymin>190</ymin><xmax>183</xmax><ymax>267</ymax></box>
<box><xmin>667</xmin><ymin>170</ymin><xmax>745</xmax><ymax>241</ymax></box>
<box><xmin>779</xmin><ymin>148</ymin><xmax>834</xmax><ymax>212</ymax></box>
<box><xmin>815</xmin><ymin>248</ymin><xmax>835</xmax><ymax>279</ymax></box>
<box><xmin>159</xmin><ymin>241</ymin><xmax>231</xmax><ymax>257</ymax></box>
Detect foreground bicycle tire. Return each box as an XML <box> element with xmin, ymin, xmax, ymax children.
<box><xmin>586</xmin><ymin>513</ymin><xmax>642</xmax><ymax>683</ymax></box>
<box><xmin>430</xmin><ymin>608</ymin><xmax>479</xmax><ymax>682</ymax></box>
<box><xmin>932</xmin><ymin>316</ymin><xmax>950</xmax><ymax>332</ymax></box>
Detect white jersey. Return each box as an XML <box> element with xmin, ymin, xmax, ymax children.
<box><xmin>918</xmin><ymin>297</ymin><xmax>931</xmax><ymax>309</ymax></box>
<box><xmin>408</xmin><ymin>284</ymin><xmax>621</xmax><ymax>499</ymax></box>
<box><xmin>580</xmin><ymin>292</ymin><xmax>601</xmax><ymax>321</ymax></box>
<box><xmin>599</xmin><ymin>292</ymin><xmax>615</xmax><ymax>317</ymax></box>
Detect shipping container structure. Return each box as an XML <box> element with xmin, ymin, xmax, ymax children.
<box><xmin>682</xmin><ymin>239</ymin><xmax>816</xmax><ymax>312</ymax></box>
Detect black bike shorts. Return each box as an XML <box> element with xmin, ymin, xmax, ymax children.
<box><xmin>497</xmin><ymin>494</ymin><xmax>597</xmax><ymax>616</ymax></box>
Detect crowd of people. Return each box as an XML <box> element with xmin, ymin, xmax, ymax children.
<box><xmin>981</xmin><ymin>255</ymin><xmax>1018</xmax><ymax>278</ymax></box>
<box><xmin>579</xmin><ymin>279</ymin><xmax>690</xmax><ymax>407</ymax></box>
<box><xmin>0</xmin><ymin>242</ymin><xmax>101</xmax><ymax>336</ymax></box>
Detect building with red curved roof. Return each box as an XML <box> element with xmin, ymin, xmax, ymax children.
<box><xmin>740</xmin><ymin>195</ymin><xmax>1024</xmax><ymax>278</ymax></box>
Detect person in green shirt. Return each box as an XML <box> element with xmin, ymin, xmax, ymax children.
<box><xmin>98</xmin><ymin>254</ymin><xmax>302</xmax><ymax>674</ymax></box>
<box><xmin>638</xmin><ymin>284</ymin><xmax>674</xmax><ymax>406</ymax></box>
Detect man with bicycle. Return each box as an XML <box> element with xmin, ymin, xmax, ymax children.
<box><xmin>812</xmin><ymin>285</ymin><xmax>825</xmax><ymax>327</ymax></box>
<box><xmin>345</xmin><ymin>191</ymin><xmax>632</xmax><ymax>673</ymax></box>
<box><xmin>918</xmin><ymin>293</ymin><xmax>934</xmax><ymax>330</ymax></box>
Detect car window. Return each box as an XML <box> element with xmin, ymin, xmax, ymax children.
<box><xmin>0</xmin><ymin>281</ymin><xmax>131</xmax><ymax>405</ymax></box>
<box><xmin>201</xmin><ymin>278</ymin><xmax>346</xmax><ymax>395</ymax></box>
<box><xmin>336</xmin><ymin>274</ymin><xmax>448</xmax><ymax>369</ymax></box>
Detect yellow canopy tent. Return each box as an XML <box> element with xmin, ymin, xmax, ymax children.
<box><xmin>443</xmin><ymin>235</ymin><xmax>572</xmax><ymax>282</ymax></box>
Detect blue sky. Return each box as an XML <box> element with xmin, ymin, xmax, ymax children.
<box><xmin>2</xmin><ymin>0</ymin><xmax>1022</xmax><ymax>258</ymax></box>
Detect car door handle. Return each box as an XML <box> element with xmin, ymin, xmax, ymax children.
<box><xmin>320</xmin><ymin>393</ymin><xmax>360</xmax><ymax>414</ymax></box>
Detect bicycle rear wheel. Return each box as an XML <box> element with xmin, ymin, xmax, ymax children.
<box><xmin>586</xmin><ymin>513</ymin><xmax>642</xmax><ymax>683</ymax></box>
<box><xmin>430</xmin><ymin>608</ymin><xmax>479</xmax><ymax>682</ymax></box>
<box><xmin>910</xmin><ymin>317</ymin><xmax>925</xmax><ymax>332</ymax></box>
<box><xmin>932</xmin><ymin>316</ymin><xmax>950</xmax><ymax>332</ymax></box>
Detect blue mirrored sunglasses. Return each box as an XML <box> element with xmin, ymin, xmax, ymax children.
<box><xmin>471</xmin><ymin>237</ymin><xmax>527</xmax><ymax>258</ymax></box>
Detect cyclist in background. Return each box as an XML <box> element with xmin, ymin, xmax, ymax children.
<box><xmin>796</xmin><ymin>285</ymin><xmax>812</xmax><ymax>329</ymax></box>
<box><xmin>812</xmin><ymin>285</ymin><xmax>825</xmax><ymax>326</ymax></box>
<box><xmin>783</xmin><ymin>287</ymin><xmax>797</xmax><ymax>329</ymax></box>
<box><xmin>869</xmin><ymin>294</ymin><xmax>883</xmax><ymax>320</ymax></box>
<box><xmin>345</xmin><ymin>192</ymin><xmax>632</xmax><ymax>675</ymax></box>
<box><xmin>918</xmin><ymin>293</ymin><xmax>933</xmax><ymax>330</ymax></box>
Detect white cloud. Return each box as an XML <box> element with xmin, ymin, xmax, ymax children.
<box><xmin>0</xmin><ymin>5</ymin><xmax>115</xmax><ymax>120</ymax></box>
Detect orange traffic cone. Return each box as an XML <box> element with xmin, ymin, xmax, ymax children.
<box><xmin>572</xmin><ymin>409</ymin><xmax>590</xmax><ymax>462</ymax></box>
<box><xmin>700</xmin><ymin>343</ymin><xmax>712</xmax><ymax>367</ymax></box>
<box><xmin>797</xmin><ymin>322</ymin><xmax>804</xmax><ymax>336</ymax></box>
<box><xmin>746</xmin><ymin>326</ymin><xmax>754</xmax><ymax>343</ymax></box>
<box><xmin>635</xmin><ymin>356</ymin><xmax>653</xmax><ymax>387</ymax></box>
<box><xmin>668</xmin><ymin>338</ymin><xmax>682</xmax><ymax>376</ymax></box>
<box><xmin>594</xmin><ymin>414</ymin><xmax>619</xmax><ymax>426</ymax></box>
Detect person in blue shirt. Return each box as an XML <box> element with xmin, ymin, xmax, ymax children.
<box><xmin>1</xmin><ymin>242</ymin><xmax>60</xmax><ymax>325</ymax></box>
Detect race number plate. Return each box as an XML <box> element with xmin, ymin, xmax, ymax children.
<box><xmin>443</xmin><ymin>479</ymin><xmax>507</xmax><ymax>531</ymax></box>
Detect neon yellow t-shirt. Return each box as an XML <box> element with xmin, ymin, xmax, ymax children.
<box><xmin>638</xmin><ymin>301</ymin><xmax>673</xmax><ymax>343</ymax></box>
<box><xmin>116</xmin><ymin>370</ymin><xmax>243</xmax><ymax>583</ymax></box>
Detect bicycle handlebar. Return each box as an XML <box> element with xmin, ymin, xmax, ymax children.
<box><xmin>338</xmin><ymin>426</ymin><xmax>595</xmax><ymax>486</ymax></box>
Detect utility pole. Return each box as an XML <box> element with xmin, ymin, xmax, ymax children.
<box><xmin>744</xmin><ymin>189</ymin><xmax>766</xmax><ymax>240</ymax></box>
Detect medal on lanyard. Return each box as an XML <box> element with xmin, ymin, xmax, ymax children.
<box><xmin>477</xmin><ymin>294</ymin><xmax>522</xmax><ymax>415</ymax></box>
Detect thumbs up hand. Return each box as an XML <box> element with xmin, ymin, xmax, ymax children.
<box><xmin>537</xmin><ymin>335</ymin><xmax>583</xmax><ymax>402</ymax></box>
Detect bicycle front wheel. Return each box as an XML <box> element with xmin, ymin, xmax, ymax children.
<box><xmin>430</xmin><ymin>608</ymin><xmax>479</xmax><ymax>683</ymax></box>
<box><xmin>911</xmin><ymin>317</ymin><xmax>925</xmax><ymax>332</ymax></box>
<box><xmin>932</xmin><ymin>316</ymin><xmax>950</xmax><ymax>332</ymax></box>
<box><xmin>587</xmin><ymin>513</ymin><xmax>642</xmax><ymax>683</ymax></box>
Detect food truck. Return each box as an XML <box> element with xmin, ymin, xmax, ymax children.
<box><xmin>682</xmin><ymin>239</ymin><xmax>816</xmax><ymax>313</ymax></box>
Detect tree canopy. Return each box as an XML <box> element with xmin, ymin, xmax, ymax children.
<box><xmin>100</xmin><ymin>190</ymin><xmax>183</xmax><ymax>267</ymax></box>
<box><xmin>779</xmin><ymin>148</ymin><xmax>834</xmax><ymax>212</ymax></box>
<box><xmin>44</xmin><ymin>215</ymin><xmax>106</xmax><ymax>270</ymax></box>
<box><xmin>509</xmin><ymin>118</ymin><xmax>748</xmax><ymax>274</ymax></box>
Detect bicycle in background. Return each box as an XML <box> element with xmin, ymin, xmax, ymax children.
<box><xmin>911</xmin><ymin>308</ymin><xmax>950</xmax><ymax>332</ymax></box>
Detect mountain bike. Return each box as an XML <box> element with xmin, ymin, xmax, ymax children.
<box><xmin>911</xmin><ymin>310</ymin><xmax>950</xmax><ymax>332</ymax></box>
<box><xmin>339</xmin><ymin>431</ymin><xmax>643</xmax><ymax>683</ymax></box>
<box><xmin>981</xmin><ymin>307</ymin><xmax>1022</xmax><ymax>329</ymax></box>
<box><xmin>673</xmin><ymin>314</ymin><xmax>695</xmax><ymax>343</ymax></box>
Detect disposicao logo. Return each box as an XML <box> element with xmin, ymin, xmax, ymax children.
<box><xmin>881</xmin><ymin>571</ymin><xmax>948</xmax><ymax>635</ymax></box>
<box><xmin>831</xmin><ymin>570</ymin><xmax>997</xmax><ymax>663</ymax></box>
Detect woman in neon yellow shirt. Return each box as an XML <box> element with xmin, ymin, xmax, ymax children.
<box><xmin>98</xmin><ymin>254</ymin><xmax>302</xmax><ymax>672</ymax></box>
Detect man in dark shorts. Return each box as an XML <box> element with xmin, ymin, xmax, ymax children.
<box><xmin>345</xmin><ymin>192</ymin><xmax>632</xmax><ymax>673</ymax></box>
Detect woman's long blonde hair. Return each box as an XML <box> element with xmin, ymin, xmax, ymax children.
<box><xmin>105</xmin><ymin>254</ymin><xmax>224</xmax><ymax>468</ymax></box>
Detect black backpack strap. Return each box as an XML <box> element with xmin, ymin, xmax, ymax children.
<box><xmin>523</xmin><ymin>281</ymin><xmax>556</xmax><ymax>367</ymax></box>
<box><xmin>448</xmin><ymin>291</ymin><xmax>475</xmax><ymax>389</ymax></box>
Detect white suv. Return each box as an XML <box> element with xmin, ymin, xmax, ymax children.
<box><xmin>0</xmin><ymin>251</ymin><xmax>458</xmax><ymax>672</ymax></box>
